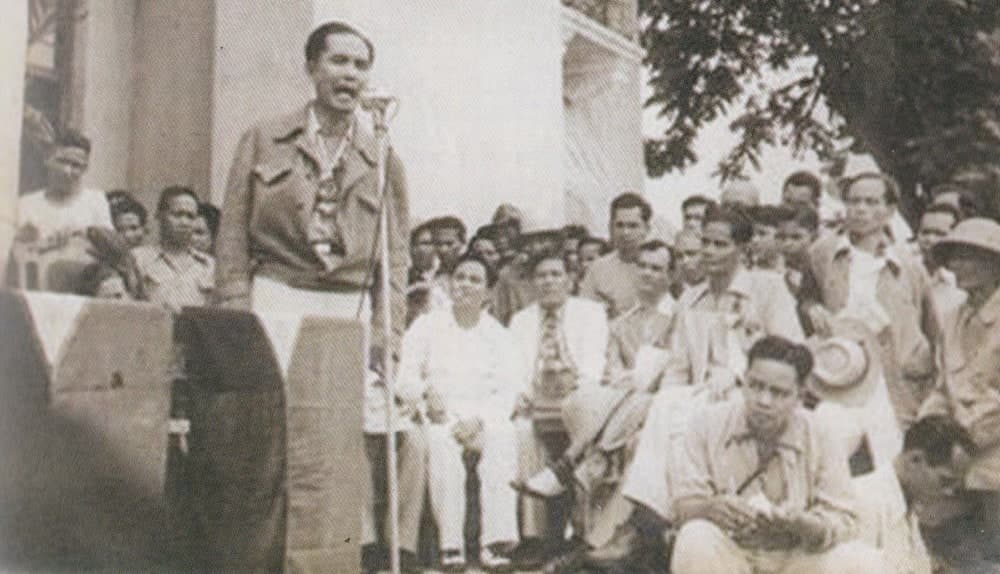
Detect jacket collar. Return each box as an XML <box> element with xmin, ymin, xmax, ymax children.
<box><xmin>271</xmin><ymin>103</ymin><xmax>379</xmax><ymax>167</ymax></box>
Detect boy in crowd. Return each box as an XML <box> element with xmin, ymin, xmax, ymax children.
<box><xmin>748</xmin><ymin>205</ymin><xmax>786</xmax><ymax>271</ymax></box>
<box><xmin>111</xmin><ymin>196</ymin><xmax>148</xmax><ymax>249</ymax></box>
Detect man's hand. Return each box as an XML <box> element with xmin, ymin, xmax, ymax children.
<box><xmin>511</xmin><ymin>393</ymin><xmax>532</xmax><ymax>419</ymax></box>
<box><xmin>765</xmin><ymin>510</ymin><xmax>826</xmax><ymax>551</ymax></box>
<box><xmin>702</xmin><ymin>495</ymin><xmax>759</xmax><ymax>532</ymax></box>
<box><xmin>452</xmin><ymin>417</ymin><xmax>484</xmax><ymax>451</ymax></box>
<box><xmin>807</xmin><ymin>305</ymin><xmax>834</xmax><ymax>337</ymax></box>
<box><xmin>732</xmin><ymin>511</ymin><xmax>801</xmax><ymax>551</ymax></box>
<box><xmin>425</xmin><ymin>386</ymin><xmax>448</xmax><ymax>424</ymax></box>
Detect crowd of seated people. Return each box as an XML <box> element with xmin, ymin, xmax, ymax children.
<box><xmin>10</xmin><ymin>128</ymin><xmax>1000</xmax><ymax>574</ymax></box>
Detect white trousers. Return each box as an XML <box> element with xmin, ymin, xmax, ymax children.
<box><xmin>251</xmin><ymin>275</ymin><xmax>370</xmax><ymax>320</ymax></box>
<box><xmin>621</xmin><ymin>386</ymin><xmax>703</xmax><ymax>520</ymax></box>
<box><xmin>671</xmin><ymin>519</ymin><xmax>886</xmax><ymax>574</ymax></box>
<box><xmin>426</xmin><ymin>421</ymin><xmax>519</xmax><ymax>555</ymax></box>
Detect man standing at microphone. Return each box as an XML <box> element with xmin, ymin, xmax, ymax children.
<box><xmin>215</xmin><ymin>20</ymin><xmax>417</xmax><ymax>572</ymax></box>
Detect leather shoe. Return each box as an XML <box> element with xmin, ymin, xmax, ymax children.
<box><xmin>584</xmin><ymin>521</ymin><xmax>641</xmax><ymax>568</ymax></box>
<box><xmin>542</xmin><ymin>544</ymin><xmax>588</xmax><ymax>574</ymax></box>
<box><xmin>519</xmin><ymin>466</ymin><xmax>567</xmax><ymax>498</ymax></box>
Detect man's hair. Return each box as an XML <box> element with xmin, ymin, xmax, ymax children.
<box><xmin>929</xmin><ymin>183</ymin><xmax>984</xmax><ymax>220</ymax></box>
<box><xmin>782</xmin><ymin>171</ymin><xmax>823</xmax><ymax>203</ymax></box>
<box><xmin>106</xmin><ymin>189</ymin><xmax>136</xmax><ymax>209</ymax></box>
<box><xmin>748</xmin><ymin>336</ymin><xmax>815</xmax><ymax>384</ymax></box>
<box><xmin>610</xmin><ymin>192</ymin><xmax>652</xmax><ymax>223</ymax></box>
<box><xmin>904</xmin><ymin>415</ymin><xmax>976</xmax><ymax>467</ymax></box>
<box><xmin>639</xmin><ymin>239</ymin><xmax>671</xmax><ymax>252</ymax></box>
<box><xmin>452</xmin><ymin>252</ymin><xmax>498</xmax><ymax>287</ymax></box>
<box><xmin>579</xmin><ymin>236</ymin><xmax>610</xmax><ymax>254</ymax></box>
<box><xmin>156</xmin><ymin>186</ymin><xmax>199</xmax><ymax>217</ymax></box>
<box><xmin>921</xmin><ymin>203</ymin><xmax>962</xmax><ymax>228</ymax></box>
<box><xmin>198</xmin><ymin>202</ymin><xmax>221</xmax><ymax>240</ymax></box>
<box><xmin>681</xmin><ymin>194</ymin><xmax>716</xmax><ymax>212</ymax></box>
<box><xmin>305</xmin><ymin>21</ymin><xmax>374</xmax><ymax>65</ymax></box>
<box><xmin>410</xmin><ymin>221</ymin><xmax>434</xmax><ymax>245</ymax></box>
<box><xmin>748</xmin><ymin>205</ymin><xmax>786</xmax><ymax>228</ymax></box>
<box><xmin>428</xmin><ymin>216</ymin><xmax>467</xmax><ymax>242</ymax></box>
<box><xmin>842</xmin><ymin>172</ymin><xmax>900</xmax><ymax>205</ymax></box>
<box><xmin>112</xmin><ymin>197</ymin><xmax>148</xmax><ymax>226</ymax></box>
<box><xmin>703</xmin><ymin>204</ymin><xmax>754</xmax><ymax>245</ymax></box>
<box><xmin>527</xmin><ymin>248</ymin><xmax>568</xmax><ymax>275</ymax></box>
<box><xmin>53</xmin><ymin>128</ymin><xmax>91</xmax><ymax>155</ymax></box>
<box><xmin>561</xmin><ymin>224</ymin><xmax>589</xmax><ymax>242</ymax></box>
<box><xmin>781</xmin><ymin>205</ymin><xmax>819</xmax><ymax>233</ymax></box>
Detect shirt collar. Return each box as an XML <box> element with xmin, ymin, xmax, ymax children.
<box><xmin>723</xmin><ymin>399</ymin><xmax>807</xmax><ymax>456</ymax></box>
<box><xmin>688</xmin><ymin>266</ymin><xmax>753</xmax><ymax>306</ymax></box>
<box><xmin>152</xmin><ymin>246</ymin><xmax>209</xmax><ymax>267</ymax></box>
<box><xmin>833</xmin><ymin>232</ymin><xmax>902</xmax><ymax>274</ymax></box>
<box><xmin>306</xmin><ymin>103</ymin><xmax>356</xmax><ymax>143</ymax></box>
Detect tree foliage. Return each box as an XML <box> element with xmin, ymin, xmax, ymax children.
<box><xmin>640</xmin><ymin>0</ymin><xmax>1000</xmax><ymax>223</ymax></box>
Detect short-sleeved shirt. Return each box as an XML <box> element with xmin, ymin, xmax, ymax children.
<box><xmin>675</xmin><ymin>398</ymin><xmax>858</xmax><ymax>550</ymax></box>
<box><xmin>17</xmin><ymin>188</ymin><xmax>113</xmax><ymax>243</ymax></box>
<box><xmin>579</xmin><ymin>251</ymin><xmax>641</xmax><ymax>319</ymax></box>
<box><xmin>133</xmin><ymin>245</ymin><xmax>215</xmax><ymax>312</ymax></box>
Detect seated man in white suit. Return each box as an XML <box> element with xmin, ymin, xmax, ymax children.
<box><xmin>396</xmin><ymin>254</ymin><xmax>523</xmax><ymax>571</ymax></box>
<box><xmin>508</xmin><ymin>248</ymin><xmax>608</xmax><ymax>562</ymax></box>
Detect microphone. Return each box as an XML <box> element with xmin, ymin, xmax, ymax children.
<box><xmin>360</xmin><ymin>88</ymin><xmax>397</xmax><ymax>113</ymax></box>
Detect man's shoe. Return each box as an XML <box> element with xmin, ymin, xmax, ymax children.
<box><xmin>541</xmin><ymin>542</ymin><xmax>588</xmax><ymax>574</ymax></box>
<box><xmin>524</xmin><ymin>466</ymin><xmax>568</xmax><ymax>498</ymax></box>
<box><xmin>508</xmin><ymin>538</ymin><xmax>547</xmax><ymax>571</ymax></box>
<box><xmin>584</xmin><ymin>521</ymin><xmax>642</xmax><ymax>568</ymax></box>
<box><xmin>439</xmin><ymin>548</ymin><xmax>465</xmax><ymax>573</ymax></box>
<box><xmin>480</xmin><ymin>545</ymin><xmax>514</xmax><ymax>572</ymax></box>
<box><xmin>399</xmin><ymin>549</ymin><xmax>423</xmax><ymax>574</ymax></box>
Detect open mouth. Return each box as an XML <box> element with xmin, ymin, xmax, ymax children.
<box><xmin>332</xmin><ymin>84</ymin><xmax>359</xmax><ymax>99</ymax></box>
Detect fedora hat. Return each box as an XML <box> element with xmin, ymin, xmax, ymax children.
<box><xmin>807</xmin><ymin>317</ymin><xmax>882</xmax><ymax>407</ymax></box>
<box><xmin>932</xmin><ymin>218</ymin><xmax>1000</xmax><ymax>263</ymax></box>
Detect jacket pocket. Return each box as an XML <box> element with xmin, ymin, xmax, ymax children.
<box><xmin>252</xmin><ymin>163</ymin><xmax>293</xmax><ymax>186</ymax></box>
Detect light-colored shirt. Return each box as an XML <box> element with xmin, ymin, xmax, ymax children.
<box><xmin>680</xmin><ymin>268</ymin><xmax>804</xmax><ymax>342</ymax></box>
<box><xmin>17</xmin><ymin>187</ymin><xmax>113</xmax><ymax>243</ymax></box>
<box><xmin>396</xmin><ymin>308</ymin><xmax>523</xmax><ymax>428</ymax></box>
<box><xmin>675</xmin><ymin>397</ymin><xmax>858</xmax><ymax>551</ymax></box>
<box><xmin>579</xmin><ymin>251</ymin><xmax>641</xmax><ymax>319</ymax></box>
<box><xmin>853</xmin><ymin>467</ymin><xmax>932</xmax><ymax>574</ymax></box>
<box><xmin>844</xmin><ymin>240</ymin><xmax>898</xmax><ymax>332</ymax></box>
<box><xmin>920</xmin><ymin>287</ymin><xmax>1000</xmax><ymax>489</ymax></box>
<box><xmin>604</xmin><ymin>295</ymin><xmax>676</xmax><ymax>386</ymax></box>
<box><xmin>133</xmin><ymin>245</ymin><xmax>215</xmax><ymax>313</ymax></box>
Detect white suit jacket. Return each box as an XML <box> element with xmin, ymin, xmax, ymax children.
<box><xmin>509</xmin><ymin>297</ymin><xmax>609</xmax><ymax>391</ymax></box>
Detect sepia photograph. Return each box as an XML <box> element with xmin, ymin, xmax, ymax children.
<box><xmin>0</xmin><ymin>0</ymin><xmax>999</xmax><ymax>572</ymax></box>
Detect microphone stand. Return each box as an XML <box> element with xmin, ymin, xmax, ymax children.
<box><xmin>369</xmin><ymin>99</ymin><xmax>402</xmax><ymax>574</ymax></box>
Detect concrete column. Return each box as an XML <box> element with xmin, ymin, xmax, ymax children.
<box><xmin>210</xmin><ymin>0</ymin><xmax>315</xmax><ymax>204</ymax></box>
<box><xmin>78</xmin><ymin>0</ymin><xmax>137</xmax><ymax>194</ymax></box>
<box><xmin>0</xmin><ymin>1</ymin><xmax>29</xmax><ymax>272</ymax></box>
<box><xmin>127</xmin><ymin>0</ymin><xmax>215</xmax><ymax>206</ymax></box>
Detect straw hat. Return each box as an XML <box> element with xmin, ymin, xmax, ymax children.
<box><xmin>807</xmin><ymin>318</ymin><xmax>882</xmax><ymax>407</ymax></box>
<box><xmin>932</xmin><ymin>218</ymin><xmax>1000</xmax><ymax>263</ymax></box>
